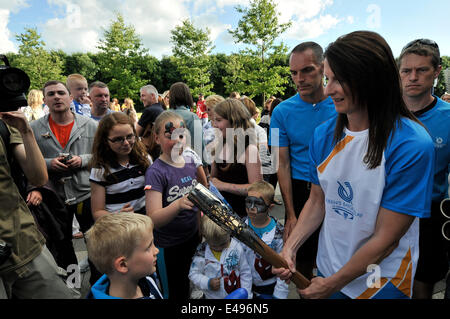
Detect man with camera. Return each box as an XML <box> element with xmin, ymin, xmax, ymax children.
<box><xmin>31</xmin><ymin>80</ymin><xmax>98</xmax><ymax>242</ymax></box>
<box><xmin>0</xmin><ymin>109</ymin><xmax>79</xmax><ymax>298</ymax></box>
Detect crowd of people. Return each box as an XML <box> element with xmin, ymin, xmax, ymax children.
<box><xmin>0</xmin><ymin>30</ymin><xmax>449</xmax><ymax>300</ymax></box>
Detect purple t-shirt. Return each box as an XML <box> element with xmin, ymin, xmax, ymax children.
<box><xmin>145</xmin><ymin>157</ymin><xmax>198</xmax><ymax>248</ymax></box>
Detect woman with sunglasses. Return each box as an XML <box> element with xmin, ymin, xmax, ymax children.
<box><xmin>89</xmin><ymin>112</ymin><xmax>152</xmax><ymax>220</ymax></box>
<box><xmin>274</xmin><ymin>31</ymin><xmax>435</xmax><ymax>299</ymax></box>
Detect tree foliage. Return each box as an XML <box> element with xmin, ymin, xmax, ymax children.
<box><xmin>63</xmin><ymin>52</ymin><xmax>99</xmax><ymax>83</ymax></box>
<box><xmin>227</xmin><ymin>0</ymin><xmax>292</xmax><ymax>104</ymax></box>
<box><xmin>170</xmin><ymin>19</ymin><xmax>214</xmax><ymax>98</ymax></box>
<box><xmin>7</xmin><ymin>4</ymin><xmax>450</xmax><ymax>108</ymax></box>
<box><xmin>96</xmin><ymin>13</ymin><xmax>151</xmax><ymax>104</ymax></box>
<box><xmin>12</xmin><ymin>28</ymin><xmax>65</xmax><ymax>90</ymax></box>
<box><xmin>436</xmin><ymin>56</ymin><xmax>450</xmax><ymax>97</ymax></box>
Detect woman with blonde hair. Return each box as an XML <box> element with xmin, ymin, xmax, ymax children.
<box><xmin>161</xmin><ymin>90</ymin><xmax>170</xmax><ymax>109</ymax></box>
<box><xmin>210</xmin><ymin>98</ymin><xmax>262</xmax><ymax>217</ymax></box>
<box><xmin>121</xmin><ymin>97</ymin><xmax>134</xmax><ymax>111</ymax></box>
<box><xmin>240</xmin><ymin>97</ymin><xmax>278</xmax><ymax>201</ymax></box>
<box><xmin>21</xmin><ymin>89</ymin><xmax>46</xmax><ymax>121</ymax></box>
<box><xmin>203</xmin><ymin>95</ymin><xmax>224</xmax><ymax>149</ymax></box>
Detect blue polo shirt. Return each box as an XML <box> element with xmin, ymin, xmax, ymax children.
<box><xmin>269</xmin><ymin>93</ymin><xmax>336</xmax><ymax>181</ymax></box>
<box><xmin>415</xmin><ymin>96</ymin><xmax>450</xmax><ymax>202</ymax></box>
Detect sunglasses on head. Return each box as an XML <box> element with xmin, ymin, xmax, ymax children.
<box><xmin>402</xmin><ymin>38</ymin><xmax>440</xmax><ymax>55</ymax></box>
<box><xmin>245</xmin><ymin>196</ymin><xmax>269</xmax><ymax>214</ymax></box>
<box><xmin>403</xmin><ymin>38</ymin><xmax>439</xmax><ymax>49</ymax></box>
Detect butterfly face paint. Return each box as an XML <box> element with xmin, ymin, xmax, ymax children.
<box><xmin>164</xmin><ymin>121</ymin><xmax>186</xmax><ymax>139</ymax></box>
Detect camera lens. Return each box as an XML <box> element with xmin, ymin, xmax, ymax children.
<box><xmin>1</xmin><ymin>68</ymin><xmax>30</xmax><ymax>94</ymax></box>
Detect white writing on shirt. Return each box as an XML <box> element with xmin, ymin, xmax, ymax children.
<box><xmin>167</xmin><ymin>179</ymin><xmax>197</xmax><ymax>202</ymax></box>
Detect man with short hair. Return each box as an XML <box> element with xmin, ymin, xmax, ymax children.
<box><xmin>136</xmin><ymin>84</ymin><xmax>164</xmax><ymax>137</ymax></box>
<box><xmin>399</xmin><ymin>38</ymin><xmax>450</xmax><ymax>299</ymax></box>
<box><xmin>269</xmin><ymin>42</ymin><xmax>336</xmax><ymax>280</ymax></box>
<box><xmin>89</xmin><ymin>81</ymin><xmax>112</xmax><ymax>121</ymax></box>
<box><xmin>31</xmin><ymin>81</ymin><xmax>97</xmax><ymax>238</ymax></box>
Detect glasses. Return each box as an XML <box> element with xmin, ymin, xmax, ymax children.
<box><xmin>108</xmin><ymin>133</ymin><xmax>136</xmax><ymax>144</ymax></box>
<box><xmin>403</xmin><ymin>38</ymin><xmax>439</xmax><ymax>49</ymax></box>
<box><xmin>402</xmin><ymin>39</ymin><xmax>440</xmax><ymax>54</ymax></box>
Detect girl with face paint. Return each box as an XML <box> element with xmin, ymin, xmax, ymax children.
<box><xmin>144</xmin><ymin>111</ymin><xmax>202</xmax><ymax>300</ymax></box>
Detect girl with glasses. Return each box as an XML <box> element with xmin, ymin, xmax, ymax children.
<box><xmin>89</xmin><ymin>112</ymin><xmax>152</xmax><ymax>220</ymax></box>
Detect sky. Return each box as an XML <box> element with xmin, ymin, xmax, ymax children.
<box><xmin>1</xmin><ymin>0</ymin><xmax>449</xmax><ymax>60</ymax></box>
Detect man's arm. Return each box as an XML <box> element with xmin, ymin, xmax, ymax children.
<box><xmin>1</xmin><ymin>111</ymin><xmax>48</xmax><ymax>187</ymax></box>
<box><xmin>276</xmin><ymin>146</ymin><xmax>297</xmax><ymax>241</ymax></box>
<box><xmin>136</xmin><ymin>123</ymin><xmax>144</xmax><ymax>137</ymax></box>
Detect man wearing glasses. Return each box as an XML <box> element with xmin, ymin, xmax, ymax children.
<box><xmin>31</xmin><ymin>81</ymin><xmax>98</xmax><ymax>241</ymax></box>
<box><xmin>399</xmin><ymin>39</ymin><xmax>450</xmax><ymax>299</ymax></box>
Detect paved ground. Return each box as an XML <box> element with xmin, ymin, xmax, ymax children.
<box><xmin>73</xmin><ymin>184</ymin><xmax>449</xmax><ymax>299</ymax></box>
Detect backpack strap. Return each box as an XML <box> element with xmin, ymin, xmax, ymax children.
<box><xmin>0</xmin><ymin>119</ymin><xmax>12</xmax><ymax>163</ymax></box>
<box><xmin>0</xmin><ymin>119</ymin><xmax>27</xmax><ymax>199</ymax></box>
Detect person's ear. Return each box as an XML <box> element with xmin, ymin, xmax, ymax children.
<box><xmin>113</xmin><ymin>256</ymin><xmax>128</xmax><ymax>274</ymax></box>
<box><xmin>434</xmin><ymin>65</ymin><xmax>442</xmax><ymax>80</ymax></box>
<box><xmin>155</xmin><ymin>132</ymin><xmax>161</xmax><ymax>145</ymax></box>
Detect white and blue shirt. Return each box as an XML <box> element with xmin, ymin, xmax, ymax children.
<box><xmin>309</xmin><ymin>117</ymin><xmax>434</xmax><ymax>299</ymax></box>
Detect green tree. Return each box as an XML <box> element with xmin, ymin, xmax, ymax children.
<box><xmin>227</xmin><ymin>0</ymin><xmax>292</xmax><ymax>104</ymax></box>
<box><xmin>159</xmin><ymin>55</ymin><xmax>182</xmax><ymax>93</ymax></box>
<box><xmin>209</xmin><ymin>53</ymin><xmax>231</xmax><ymax>97</ymax></box>
<box><xmin>170</xmin><ymin>19</ymin><xmax>214</xmax><ymax>98</ymax></box>
<box><xmin>13</xmin><ymin>28</ymin><xmax>65</xmax><ymax>90</ymax></box>
<box><xmin>436</xmin><ymin>55</ymin><xmax>450</xmax><ymax>97</ymax></box>
<box><xmin>96</xmin><ymin>13</ymin><xmax>150</xmax><ymax>105</ymax></box>
<box><xmin>63</xmin><ymin>52</ymin><xmax>99</xmax><ymax>82</ymax></box>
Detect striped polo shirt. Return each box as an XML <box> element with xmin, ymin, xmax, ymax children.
<box><xmin>89</xmin><ymin>158</ymin><xmax>151</xmax><ymax>214</ymax></box>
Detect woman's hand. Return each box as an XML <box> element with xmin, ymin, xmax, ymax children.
<box><xmin>26</xmin><ymin>190</ymin><xmax>43</xmax><ymax>206</ymax></box>
<box><xmin>299</xmin><ymin>276</ymin><xmax>337</xmax><ymax>299</ymax></box>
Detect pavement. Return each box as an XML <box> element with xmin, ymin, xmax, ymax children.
<box><xmin>73</xmin><ymin>184</ymin><xmax>449</xmax><ymax>299</ymax></box>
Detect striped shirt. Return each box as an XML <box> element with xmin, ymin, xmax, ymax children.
<box><xmin>89</xmin><ymin>158</ymin><xmax>152</xmax><ymax>214</ymax></box>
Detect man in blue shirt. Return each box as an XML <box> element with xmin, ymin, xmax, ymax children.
<box><xmin>269</xmin><ymin>42</ymin><xmax>336</xmax><ymax>279</ymax></box>
<box><xmin>399</xmin><ymin>39</ymin><xmax>450</xmax><ymax>299</ymax></box>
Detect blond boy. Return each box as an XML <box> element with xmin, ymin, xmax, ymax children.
<box><xmin>66</xmin><ymin>74</ymin><xmax>91</xmax><ymax>117</ymax></box>
<box><xmin>86</xmin><ymin>213</ymin><xmax>162</xmax><ymax>299</ymax></box>
<box><xmin>244</xmin><ymin>181</ymin><xmax>289</xmax><ymax>299</ymax></box>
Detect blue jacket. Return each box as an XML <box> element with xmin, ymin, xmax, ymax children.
<box><xmin>88</xmin><ymin>274</ymin><xmax>163</xmax><ymax>299</ymax></box>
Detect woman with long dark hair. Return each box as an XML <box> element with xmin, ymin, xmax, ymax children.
<box><xmin>274</xmin><ymin>31</ymin><xmax>435</xmax><ymax>299</ymax></box>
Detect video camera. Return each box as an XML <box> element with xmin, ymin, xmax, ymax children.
<box><xmin>0</xmin><ymin>54</ymin><xmax>30</xmax><ymax>112</ymax></box>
